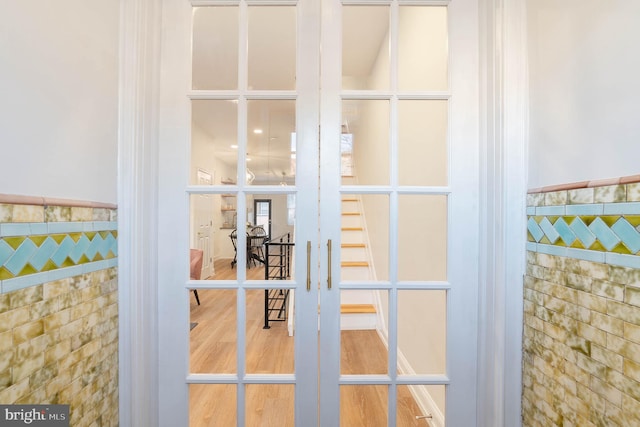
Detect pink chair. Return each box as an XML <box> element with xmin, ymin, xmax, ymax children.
<box><xmin>190</xmin><ymin>249</ymin><xmax>203</xmax><ymax>305</ymax></box>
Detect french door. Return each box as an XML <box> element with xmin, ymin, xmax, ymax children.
<box><xmin>157</xmin><ymin>0</ymin><xmax>480</xmax><ymax>425</ymax></box>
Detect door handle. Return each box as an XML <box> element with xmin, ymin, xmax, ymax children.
<box><xmin>327</xmin><ymin>239</ymin><xmax>332</xmax><ymax>290</ymax></box>
<box><xmin>306</xmin><ymin>241</ymin><xmax>311</xmax><ymax>291</ymax></box>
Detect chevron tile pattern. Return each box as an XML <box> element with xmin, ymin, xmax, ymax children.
<box><xmin>527</xmin><ymin>182</ymin><xmax>640</xmax><ymax>268</ymax></box>
<box><xmin>0</xmin><ymin>230</ymin><xmax>117</xmax><ymax>280</ymax></box>
<box><xmin>527</xmin><ymin>215</ymin><xmax>640</xmax><ymax>255</ymax></box>
<box><xmin>0</xmin><ymin>200</ymin><xmax>117</xmax><ymax>292</ymax></box>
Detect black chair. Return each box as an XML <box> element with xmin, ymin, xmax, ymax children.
<box><xmin>248</xmin><ymin>226</ymin><xmax>268</xmax><ymax>266</ymax></box>
<box><xmin>230</xmin><ymin>229</ymin><xmax>239</xmax><ymax>268</ymax></box>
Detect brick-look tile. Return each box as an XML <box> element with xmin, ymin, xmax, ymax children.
<box><xmin>0</xmin><ymin>267</ymin><xmax>118</xmax><ymax>427</ymax></box>
<box><xmin>628</xmin><ymin>183</ymin><xmax>640</xmax><ymax>202</ymax></box>
<box><xmin>592</xmin><ymin>279</ymin><xmax>625</xmax><ymax>301</ymax></box>
<box><xmin>592</xmin><ymin>311</ymin><xmax>624</xmax><ymax>336</ymax></box>
<box><xmin>594</xmin><ymin>185</ymin><xmax>626</xmax><ymax>203</ymax></box>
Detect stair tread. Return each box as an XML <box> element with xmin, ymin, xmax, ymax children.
<box><xmin>342</xmin><ymin>212</ymin><xmax>360</xmax><ymax>216</ymax></box>
<box><xmin>342</xmin><ymin>198</ymin><xmax>358</xmax><ymax>202</ymax></box>
<box><xmin>341</xmin><ymin>261</ymin><xmax>369</xmax><ymax>267</ymax></box>
<box><xmin>341</xmin><ymin>304</ymin><xmax>376</xmax><ymax>314</ymax></box>
<box><xmin>341</xmin><ymin>227</ymin><xmax>363</xmax><ymax>231</ymax></box>
<box><xmin>341</xmin><ymin>243</ymin><xmax>365</xmax><ymax>248</ymax></box>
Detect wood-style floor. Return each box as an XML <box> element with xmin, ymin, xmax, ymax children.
<box><xmin>189</xmin><ymin>259</ymin><xmax>429</xmax><ymax>426</ymax></box>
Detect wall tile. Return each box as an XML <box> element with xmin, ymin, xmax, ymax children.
<box><xmin>525</xmin><ymin>181</ymin><xmax>640</xmax><ymax>426</ymax></box>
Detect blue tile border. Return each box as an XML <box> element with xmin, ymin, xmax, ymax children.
<box><xmin>528</xmin><ymin>198</ymin><xmax>639</xmax><ymax>269</ymax></box>
<box><xmin>1</xmin><ymin>258</ymin><xmax>118</xmax><ymax>294</ymax></box>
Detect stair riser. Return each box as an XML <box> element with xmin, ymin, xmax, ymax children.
<box><xmin>341</xmin><ymin>200</ymin><xmax>360</xmax><ymax>211</ymax></box>
<box><xmin>340</xmin><ymin>247</ymin><xmax>367</xmax><ymax>261</ymax></box>
<box><xmin>340</xmin><ymin>266</ymin><xmax>371</xmax><ymax>281</ymax></box>
<box><xmin>341</xmin><ymin>216</ymin><xmax>363</xmax><ymax>228</ymax></box>
<box><xmin>340</xmin><ymin>313</ymin><xmax>377</xmax><ymax>330</ymax></box>
<box><xmin>340</xmin><ymin>289</ymin><xmax>375</xmax><ymax>305</ymax></box>
<box><xmin>341</xmin><ymin>230</ymin><xmax>365</xmax><ymax>244</ymax></box>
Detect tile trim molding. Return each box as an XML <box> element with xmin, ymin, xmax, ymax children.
<box><xmin>0</xmin><ymin>193</ymin><xmax>117</xmax><ymax>209</ymax></box>
<box><xmin>527</xmin><ymin>178</ymin><xmax>640</xmax><ymax>268</ymax></box>
<box><xmin>528</xmin><ymin>173</ymin><xmax>640</xmax><ymax>194</ymax></box>
<box><xmin>0</xmin><ymin>197</ymin><xmax>118</xmax><ymax>294</ymax></box>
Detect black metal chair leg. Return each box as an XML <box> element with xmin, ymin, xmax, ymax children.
<box><xmin>193</xmin><ymin>290</ymin><xmax>200</xmax><ymax>305</ymax></box>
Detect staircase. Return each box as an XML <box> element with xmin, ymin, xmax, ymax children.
<box><xmin>339</xmin><ymin>184</ymin><xmax>378</xmax><ymax>330</ymax></box>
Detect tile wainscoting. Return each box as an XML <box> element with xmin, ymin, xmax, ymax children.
<box><xmin>523</xmin><ymin>177</ymin><xmax>640</xmax><ymax>426</ymax></box>
<box><xmin>0</xmin><ymin>194</ymin><xmax>118</xmax><ymax>427</ymax></box>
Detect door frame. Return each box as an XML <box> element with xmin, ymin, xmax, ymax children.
<box><xmin>116</xmin><ymin>0</ymin><xmax>528</xmax><ymax>426</ymax></box>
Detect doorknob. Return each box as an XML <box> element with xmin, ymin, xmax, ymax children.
<box><xmin>327</xmin><ymin>239</ymin><xmax>332</xmax><ymax>290</ymax></box>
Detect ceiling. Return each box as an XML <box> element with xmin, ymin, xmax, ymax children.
<box><xmin>191</xmin><ymin>5</ymin><xmax>389</xmax><ymax>183</ymax></box>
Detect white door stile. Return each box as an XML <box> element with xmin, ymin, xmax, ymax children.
<box><xmin>318</xmin><ymin>0</ymin><xmax>341</xmax><ymax>424</ymax></box>
<box><xmin>446</xmin><ymin>0</ymin><xmax>481</xmax><ymax>425</ymax></box>
<box><xmin>294</xmin><ymin>0</ymin><xmax>321</xmax><ymax>424</ymax></box>
<box><xmin>157</xmin><ymin>0</ymin><xmax>192</xmax><ymax>425</ymax></box>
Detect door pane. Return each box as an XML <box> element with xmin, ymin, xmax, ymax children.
<box><xmin>190</xmin><ymin>194</ymin><xmax>237</xmax><ymax>281</ymax></box>
<box><xmin>342</xmin><ymin>6</ymin><xmax>390</xmax><ymax>90</ymax></box>
<box><xmin>190</xmin><ymin>289</ymin><xmax>237</xmax><ymax>374</ymax></box>
<box><xmin>245</xmin><ymin>384</ymin><xmax>295</xmax><ymax>426</ymax></box>
<box><xmin>191</xmin><ymin>100</ymin><xmax>238</xmax><ymax>187</ymax></box>
<box><xmin>342</xmin><ymin>100</ymin><xmax>389</xmax><ymax>186</ymax></box>
<box><xmin>341</xmin><ymin>194</ymin><xmax>388</xmax><ymax>282</ymax></box>
<box><xmin>192</xmin><ymin>7</ymin><xmax>239</xmax><ymax>90</ymax></box>
<box><xmin>397</xmin><ymin>385</ymin><xmax>445</xmax><ymax>426</ymax></box>
<box><xmin>398</xmin><ymin>100</ymin><xmax>448</xmax><ymax>186</ymax></box>
<box><xmin>398</xmin><ymin>6</ymin><xmax>448</xmax><ymax>91</ymax></box>
<box><xmin>190</xmin><ymin>384</ymin><xmax>236</xmax><ymax>426</ymax></box>
<box><xmin>340</xmin><ymin>290</ymin><xmax>388</xmax><ymax>375</ymax></box>
<box><xmin>340</xmin><ymin>385</ymin><xmax>388</xmax><ymax>426</ymax></box>
<box><xmin>397</xmin><ymin>290</ymin><xmax>446</xmax><ymax>376</ymax></box>
<box><xmin>397</xmin><ymin>195</ymin><xmax>447</xmax><ymax>281</ymax></box>
<box><xmin>248</xmin><ymin>6</ymin><xmax>296</xmax><ymax>90</ymax></box>
<box><xmin>246</xmin><ymin>289</ymin><xmax>294</xmax><ymax>374</ymax></box>
<box><xmin>247</xmin><ymin>100</ymin><xmax>296</xmax><ymax>186</ymax></box>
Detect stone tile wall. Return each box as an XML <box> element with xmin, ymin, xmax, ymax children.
<box><xmin>523</xmin><ymin>177</ymin><xmax>640</xmax><ymax>426</ymax></box>
<box><xmin>0</xmin><ymin>196</ymin><xmax>118</xmax><ymax>427</ymax></box>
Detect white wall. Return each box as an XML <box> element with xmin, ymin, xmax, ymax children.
<box><xmin>0</xmin><ymin>2</ymin><xmax>119</xmax><ymax>204</ymax></box>
<box><xmin>527</xmin><ymin>0</ymin><xmax>640</xmax><ymax>188</ymax></box>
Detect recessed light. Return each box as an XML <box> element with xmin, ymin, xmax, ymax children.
<box><xmin>253</xmin><ymin>129</ymin><xmax>263</xmax><ymax>134</ymax></box>
<box><xmin>231</xmin><ymin>144</ymin><xmax>238</xmax><ymax>149</ymax></box>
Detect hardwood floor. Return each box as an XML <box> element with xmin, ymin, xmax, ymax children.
<box><xmin>189</xmin><ymin>259</ymin><xmax>429</xmax><ymax>426</ymax></box>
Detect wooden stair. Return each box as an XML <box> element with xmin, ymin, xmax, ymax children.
<box><xmin>341</xmin><ymin>304</ymin><xmax>376</xmax><ymax>314</ymax></box>
<box><xmin>341</xmin><ymin>261</ymin><xmax>369</xmax><ymax>267</ymax></box>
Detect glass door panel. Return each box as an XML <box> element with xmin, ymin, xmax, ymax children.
<box><xmin>248</xmin><ymin>6</ymin><xmax>296</xmax><ymax>90</ymax></box>
<box><xmin>398</xmin><ymin>100</ymin><xmax>448</xmax><ymax>186</ymax></box>
<box><xmin>190</xmin><ymin>289</ymin><xmax>237</xmax><ymax>374</ymax></box>
<box><xmin>341</xmin><ymin>100</ymin><xmax>390</xmax><ymax>186</ymax></box>
<box><xmin>397</xmin><ymin>6</ymin><xmax>448</xmax><ymax>91</ymax></box>
<box><xmin>342</xmin><ymin>6</ymin><xmax>389</xmax><ymax>91</ymax></box>
<box><xmin>190</xmin><ymin>384</ymin><xmax>237</xmax><ymax>427</ymax></box>
<box><xmin>247</xmin><ymin>100</ymin><xmax>297</xmax><ymax>186</ymax></box>
<box><xmin>340</xmin><ymin>385</ymin><xmax>388</xmax><ymax>426</ymax></box>
<box><xmin>192</xmin><ymin>7</ymin><xmax>239</xmax><ymax>90</ymax></box>
<box><xmin>397</xmin><ymin>195</ymin><xmax>447</xmax><ymax>282</ymax></box>
<box><xmin>397</xmin><ymin>290</ymin><xmax>447</xmax><ymax>376</ymax></box>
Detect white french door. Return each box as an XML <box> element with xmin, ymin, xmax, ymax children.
<box><xmin>157</xmin><ymin>0</ymin><xmax>479</xmax><ymax>425</ymax></box>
